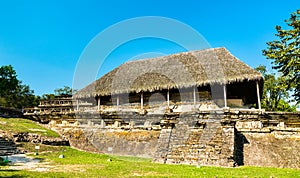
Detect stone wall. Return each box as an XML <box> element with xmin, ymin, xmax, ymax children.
<box><xmin>235</xmin><ymin>119</ymin><xmax>300</xmax><ymax>168</ymax></box>
<box><xmin>153</xmin><ymin>114</ymin><xmax>236</xmax><ymax>167</ymax></box>
<box><xmin>48</xmin><ymin>110</ymin><xmax>300</xmax><ymax>168</ymax></box>
<box><xmin>13</xmin><ymin>132</ymin><xmax>69</xmax><ymax>146</ymax></box>
<box><xmin>240</xmin><ymin>131</ymin><xmax>300</xmax><ymax>168</ymax></box>
<box><xmin>87</xmin><ymin>129</ymin><xmax>160</xmax><ymax>157</ymax></box>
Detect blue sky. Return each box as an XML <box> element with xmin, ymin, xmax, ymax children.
<box><xmin>0</xmin><ymin>0</ymin><xmax>299</xmax><ymax>95</ymax></box>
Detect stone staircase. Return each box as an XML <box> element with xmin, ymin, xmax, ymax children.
<box><xmin>0</xmin><ymin>136</ymin><xmax>21</xmax><ymax>156</ymax></box>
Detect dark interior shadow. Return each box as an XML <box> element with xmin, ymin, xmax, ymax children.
<box><xmin>234</xmin><ymin>129</ymin><xmax>249</xmax><ymax>166</ymax></box>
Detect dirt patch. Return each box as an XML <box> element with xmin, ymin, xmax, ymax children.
<box><xmin>3</xmin><ymin>154</ymin><xmax>51</xmax><ymax>172</ymax></box>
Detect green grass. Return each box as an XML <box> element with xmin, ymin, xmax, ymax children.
<box><xmin>0</xmin><ymin>118</ymin><xmax>299</xmax><ymax>177</ymax></box>
<box><xmin>0</xmin><ymin>117</ymin><xmax>60</xmax><ymax>137</ymax></box>
<box><xmin>19</xmin><ymin>142</ymin><xmax>65</xmax><ymax>153</ymax></box>
<box><xmin>1</xmin><ymin>147</ymin><xmax>299</xmax><ymax>178</ymax></box>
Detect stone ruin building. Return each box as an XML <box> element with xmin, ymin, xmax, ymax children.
<box><xmin>24</xmin><ymin>94</ymin><xmax>92</xmax><ymax>123</ymax></box>
<box><xmin>25</xmin><ymin>48</ymin><xmax>300</xmax><ymax>168</ymax></box>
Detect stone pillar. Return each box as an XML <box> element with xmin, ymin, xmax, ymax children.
<box><xmin>223</xmin><ymin>84</ymin><xmax>227</xmax><ymax>108</ymax></box>
<box><xmin>256</xmin><ymin>81</ymin><xmax>261</xmax><ymax>110</ymax></box>
<box><xmin>141</xmin><ymin>92</ymin><xmax>144</xmax><ymax>110</ymax></box>
<box><xmin>97</xmin><ymin>96</ymin><xmax>101</xmax><ymax>111</ymax></box>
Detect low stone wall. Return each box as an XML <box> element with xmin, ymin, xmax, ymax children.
<box><xmin>47</xmin><ymin>110</ymin><xmax>300</xmax><ymax>168</ymax></box>
<box><xmin>59</xmin><ymin>128</ymin><xmax>101</xmax><ymax>153</ymax></box>
<box><xmin>13</xmin><ymin>132</ymin><xmax>70</xmax><ymax>146</ymax></box>
<box><xmin>87</xmin><ymin>129</ymin><xmax>160</xmax><ymax>157</ymax></box>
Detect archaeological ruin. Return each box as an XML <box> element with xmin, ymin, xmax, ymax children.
<box><xmin>24</xmin><ymin>48</ymin><xmax>300</xmax><ymax>168</ymax></box>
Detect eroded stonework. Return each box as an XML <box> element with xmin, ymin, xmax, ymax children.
<box><xmin>49</xmin><ymin>110</ymin><xmax>300</xmax><ymax>168</ymax></box>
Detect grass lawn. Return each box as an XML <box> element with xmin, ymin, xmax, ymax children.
<box><xmin>1</xmin><ymin>147</ymin><xmax>299</xmax><ymax>178</ymax></box>
<box><xmin>0</xmin><ymin>118</ymin><xmax>299</xmax><ymax>177</ymax></box>
<box><xmin>0</xmin><ymin>117</ymin><xmax>60</xmax><ymax>137</ymax></box>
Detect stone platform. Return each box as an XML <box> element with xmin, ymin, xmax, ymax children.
<box><xmin>46</xmin><ymin>109</ymin><xmax>300</xmax><ymax>168</ymax></box>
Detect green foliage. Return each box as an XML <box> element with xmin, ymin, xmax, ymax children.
<box><xmin>277</xmin><ymin>99</ymin><xmax>297</xmax><ymax>112</ymax></box>
<box><xmin>0</xmin><ymin>117</ymin><xmax>60</xmax><ymax>137</ymax></box>
<box><xmin>41</xmin><ymin>93</ymin><xmax>56</xmax><ymax>100</ymax></box>
<box><xmin>1</xmin><ymin>147</ymin><xmax>299</xmax><ymax>177</ymax></box>
<box><xmin>54</xmin><ymin>86</ymin><xmax>73</xmax><ymax>96</ymax></box>
<box><xmin>41</xmin><ymin>86</ymin><xmax>74</xmax><ymax>101</ymax></box>
<box><xmin>0</xmin><ymin>65</ymin><xmax>39</xmax><ymax>109</ymax></box>
<box><xmin>263</xmin><ymin>9</ymin><xmax>300</xmax><ymax>103</ymax></box>
<box><xmin>0</xmin><ymin>65</ymin><xmax>18</xmax><ymax>95</ymax></box>
<box><xmin>255</xmin><ymin>65</ymin><xmax>296</xmax><ymax>111</ymax></box>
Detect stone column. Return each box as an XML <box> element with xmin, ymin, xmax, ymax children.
<box><xmin>256</xmin><ymin>81</ymin><xmax>261</xmax><ymax>110</ymax></box>
<box><xmin>97</xmin><ymin>96</ymin><xmax>101</xmax><ymax>111</ymax></box>
<box><xmin>141</xmin><ymin>92</ymin><xmax>144</xmax><ymax>110</ymax></box>
<box><xmin>223</xmin><ymin>84</ymin><xmax>227</xmax><ymax>108</ymax></box>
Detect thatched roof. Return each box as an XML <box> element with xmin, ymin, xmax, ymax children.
<box><xmin>75</xmin><ymin>47</ymin><xmax>263</xmax><ymax>98</ymax></box>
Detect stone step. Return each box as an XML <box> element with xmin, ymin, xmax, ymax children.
<box><xmin>0</xmin><ymin>137</ymin><xmax>21</xmax><ymax>156</ymax></box>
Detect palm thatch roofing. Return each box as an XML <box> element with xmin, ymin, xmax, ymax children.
<box><xmin>75</xmin><ymin>47</ymin><xmax>263</xmax><ymax>98</ymax></box>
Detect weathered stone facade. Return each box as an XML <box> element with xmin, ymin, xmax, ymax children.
<box><xmin>13</xmin><ymin>132</ymin><xmax>69</xmax><ymax>146</ymax></box>
<box><xmin>152</xmin><ymin>113</ymin><xmax>236</xmax><ymax>167</ymax></box>
<box><xmin>49</xmin><ymin>110</ymin><xmax>300</xmax><ymax>168</ymax></box>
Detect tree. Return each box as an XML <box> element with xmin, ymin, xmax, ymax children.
<box><xmin>0</xmin><ymin>65</ymin><xmax>19</xmax><ymax>97</ymax></box>
<box><xmin>0</xmin><ymin>65</ymin><xmax>39</xmax><ymax>109</ymax></box>
<box><xmin>54</xmin><ymin>86</ymin><xmax>73</xmax><ymax>96</ymax></box>
<box><xmin>41</xmin><ymin>86</ymin><xmax>74</xmax><ymax>100</ymax></box>
<box><xmin>41</xmin><ymin>94</ymin><xmax>56</xmax><ymax>100</ymax></box>
<box><xmin>255</xmin><ymin>65</ymin><xmax>296</xmax><ymax>111</ymax></box>
<box><xmin>263</xmin><ymin>9</ymin><xmax>300</xmax><ymax>103</ymax></box>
